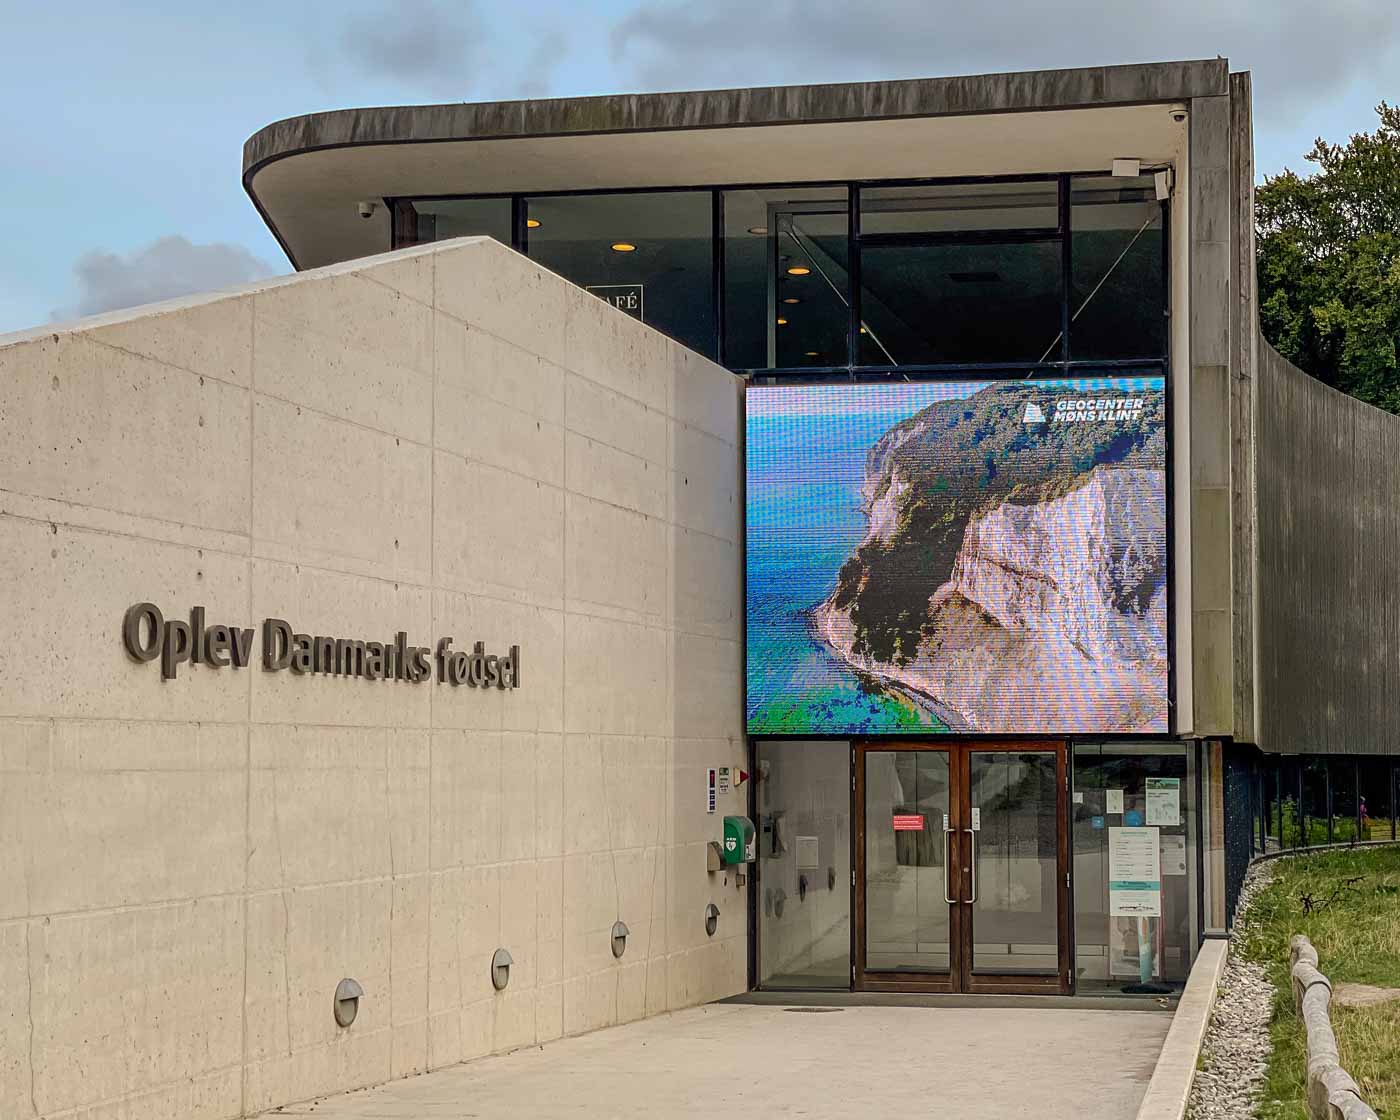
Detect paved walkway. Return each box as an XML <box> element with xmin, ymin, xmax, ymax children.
<box><xmin>275</xmin><ymin>1000</ymin><xmax>1170</xmax><ymax>1118</ymax></box>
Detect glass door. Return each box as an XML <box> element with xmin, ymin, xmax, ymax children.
<box><xmin>856</xmin><ymin>747</ymin><xmax>957</xmax><ymax>990</ymax></box>
<box><xmin>964</xmin><ymin>748</ymin><xmax>1068</xmax><ymax>992</ymax></box>
<box><xmin>856</xmin><ymin>742</ymin><xmax>1069</xmax><ymax>994</ymax></box>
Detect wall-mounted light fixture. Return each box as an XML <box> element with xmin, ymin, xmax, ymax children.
<box><xmin>333</xmin><ymin>977</ymin><xmax>363</xmax><ymax>1027</ymax></box>
<box><xmin>491</xmin><ymin>948</ymin><xmax>513</xmax><ymax>991</ymax></box>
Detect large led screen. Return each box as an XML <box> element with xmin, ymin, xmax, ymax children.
<box><xmin>746</xmin><ymin>375</ymin><xmax>1168</xmax><ymax>736</ymax></box>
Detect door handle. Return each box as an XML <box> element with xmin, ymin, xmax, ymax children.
<box><xmin>963</xmin><ymin>828</ymin><xmax>977</xmax><ymax>904</ymax></box>
<box><xmin>942</xmin><ymin>826</ymin><xmax>956</xmax><ymax>904</ymax></box>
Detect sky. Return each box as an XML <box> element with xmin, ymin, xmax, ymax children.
<box><xmin>1</xmin><ymin>0</ymin><xmax>1396</xmax><ymax>334</ymax></box>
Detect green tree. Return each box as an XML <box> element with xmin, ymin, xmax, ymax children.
<box><xmin>1257</xmin><ymin>103</ymin><xmax>1400</xmax><ymax>413</ymax></box>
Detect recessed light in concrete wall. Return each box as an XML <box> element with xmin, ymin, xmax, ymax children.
<box><xmin>333</xmin><ymin>978</ymin><xmax>363</xmax><ymax>1028</ymax></box>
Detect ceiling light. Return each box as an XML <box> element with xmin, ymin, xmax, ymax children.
<box><xmin>782</xmin><ymin>297</ymin><xmax>800</xmax><ymax>305</ymax></box>
<box><xmin>786</xmin><ymin>266</ymin><xmax>811</xmax><ymax>276</ymax></box>
<box><xmin>526</xmin><ymin>218</ymin><xmax>541</xmax><ymax>229</ymax></box>
<box><xmin>860</xmin><ymin>326</ymin><xmax>868</xmax><ymax>334</ymax></box>
<box><xmin>611</xmin><ymin>242</ymin><xmax>636</xmax><ymax>253</ymax></box>
<box><xmin>804</xmin><ymin>351</ymin><xmax>820</xmax><ymax>358</ymax></box>
<box><xmin>776</xmin><ymin>318</ymin><xmax>788</xmax><ymax>325</ymax></box>
<box><xmin>748</xmin><ymin>225</ymin><xmax>768</xmax><ymax>235</ymax></box>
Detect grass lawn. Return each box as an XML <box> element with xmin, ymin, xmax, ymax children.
<box><xmin>1236</xmin><ymin>845</ymin><xmax>1400</xmax><ymax>1119</ymax></box>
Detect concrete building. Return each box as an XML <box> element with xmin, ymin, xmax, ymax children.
<box><xmin>1</xmin><ymin>56</ymin><xmax>1397</xmax><ymax>1118</ymax></box>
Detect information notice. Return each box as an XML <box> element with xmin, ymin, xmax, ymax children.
<box><xmin>1108</xmin><ymin>826</ymin><xmax>1162</xmax><ymax>917</ymax></box>
<box><xmin>1145</xmin><ymin>777</ymin><xmax>1180</xmax><ymax>826</ymax></box>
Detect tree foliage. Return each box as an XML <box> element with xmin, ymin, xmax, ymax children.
<box><xmin>1257</xmin><ymin>103</ymin><xmax>1400</xmax><ymax>413</ymax></box>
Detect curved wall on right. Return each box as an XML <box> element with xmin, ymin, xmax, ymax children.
<box><xmin>1255</xmin><ymin>337</ymin><xmax>1400</xmax><ymax>755</ymax></box>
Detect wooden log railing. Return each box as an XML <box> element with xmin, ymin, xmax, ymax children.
<box><xmin>1288</xmin><ymin>935</ymin><xmax>1379</xmax><ymax>1120</ymax></box>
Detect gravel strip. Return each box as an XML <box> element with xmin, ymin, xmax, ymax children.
<box><xmin>1187</xmin><ymin>861</ymin><xmax>1277</xmax><ymax>1120</ymax></box>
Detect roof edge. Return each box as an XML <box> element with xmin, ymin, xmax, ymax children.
<box><xmin>243</xmin><ymin>59</ymin><xmax>1229</xmax><ymax>183</ymax></box>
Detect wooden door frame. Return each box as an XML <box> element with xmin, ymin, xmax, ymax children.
<box><xmin>854</xmin><ymin>740</ymin><xmax>1072</xmax><ymax>995</ymax></box>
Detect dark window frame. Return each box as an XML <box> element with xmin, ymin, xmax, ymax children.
<box><xmin>390</xmin><ymin>168</ymin><xmax>1170</xmax><ymax>380</ymax></box>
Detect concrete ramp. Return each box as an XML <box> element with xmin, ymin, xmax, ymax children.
<box><xmin>285</xmin><ymin>1001</ymin><xmax>1171</xmax><ymax>1118</ymax></box>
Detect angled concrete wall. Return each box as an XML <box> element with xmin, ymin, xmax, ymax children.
<box><xmin>0</xmin><ymin>236</ymin><xmax>747</xmax><ymax>1118</ymax></box>
<box><xmin>1256</xmin><ymin>340</ymin><xmax>1400</xmax><ymax>756</ymax></box>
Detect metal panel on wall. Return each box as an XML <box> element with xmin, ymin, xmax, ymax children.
<box><xmin>745</xmin><ymin>375</ymin><xmax>1169</xmax><ymax>736</ymax></box>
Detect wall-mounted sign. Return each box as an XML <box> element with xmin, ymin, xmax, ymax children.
<box><xmin>707</xmin><ymin>768</ymin><xmax>717</xmax><ymax>814</ymax></box>
<box><xmin>586</xmin><ymin>283</ymin><xmax>643</xmax><ymax>320</ymax></box>
<box><xmin>121</xmin><ymin>603</ymin><xmax>519</xmax><ymax>688</ymax></box>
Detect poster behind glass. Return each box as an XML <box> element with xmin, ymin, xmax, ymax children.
<box><xmin>745</xmin><ymin>375</ymin><xmax>1168</xmax><ymax>736</ymax></box>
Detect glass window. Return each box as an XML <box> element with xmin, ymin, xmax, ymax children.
<box><xmin>398</xmin><ymin>197</ymin><xmax>513</xmax><ymax>247</ymax></box>
<box><xmin>1280</xmin><ymin>757</ymin><xmax>1303</xmax><ymax>848</ymax></box>
<box><xmin>1073</xmin><ymin>744</ymin><xmax>1195</xmax><ymax>991</ymax></box>
<box><xmin>1330</xmin><ymin>759</ymin><xmax>1359</xmax><ymax>843</ymax></box>
<box><xmin>856</xmin><ymin>181</ymin><xmax>1062</xmax><ymax>366</ymax></box>
<box><xmin>1263</xmin><ymin>756</ymin><xmax>1283</xmax><ymax>852</ymax></box>
<box><xmin>1358</xmin><ymin>759</ymin><xmax>1393</xmax><ymax>842</ymax></box>
<box><xmin>723</xmin><ymin>187</ymin><xmax>849</xmax><ymax>370</ymax></box>
<box><xmin>524</xmin><ymin>191</ymin><xmax>715</xmax><ymax>358</ymax></box>
<box><xmin>755</xmin><ymin>740</ymin><xmax>851</xmax><ymax>988</ymax></box>
<box><xmin>1302</xmin><ymin>757</ymin><xmax>1330</xmax><ymax>845</ymax></box>
<box><xmin>1070</xmin><ymin>177</ymin><xmax>1167</xmax><ymax>360</ymax></box>
<box><xmin>1260</xmin><ymin>772</ymin><xmax>1271</xmax><ymax>856</ymax></box>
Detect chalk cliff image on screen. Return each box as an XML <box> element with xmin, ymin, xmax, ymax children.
<box><xmin>745</xmin><ymin>376</ymin><xmax>1168</xmax><ymax>735</ymax></box>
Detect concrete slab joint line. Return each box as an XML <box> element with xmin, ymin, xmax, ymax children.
<box><xmin>1288</xmin><ymin>935</ymin><xmax>1381</xmax><ymax>1120</ymax></box>
<box><xmin>1134</xmin><ymin>938</ymin><xmax>1228</xmax><ymax>1120</ymax></box>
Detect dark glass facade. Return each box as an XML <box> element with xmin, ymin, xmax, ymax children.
<box><xmin>1256</xmin><ymin>754</ymin><xmax>1398</xmax><ymax>854</ymax></box>
<box><xmin>392</xmin><ymin>173</ymin><xmax>1168</xmax><ymax>378</ymax></box>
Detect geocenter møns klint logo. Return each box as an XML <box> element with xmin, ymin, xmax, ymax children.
<box><xmin>1026</xmin><ymin>397</ymin><xmax>1147</xmax><ymax>424</ymax></box>
<box><xmin>1052</xmin><ymin>397</ymin><xmax>1145</xmax><ymax>422</ymax></box>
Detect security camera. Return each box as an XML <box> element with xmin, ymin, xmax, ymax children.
<box><xmin>357</xmin><ymin>201</ymin><xmax>378</xmax><ymax>220</ymax></box>
<box><xmin>1169</xmin><ymin>104</ymin><xmax>1189</xmax><ymax>124</ymax></box>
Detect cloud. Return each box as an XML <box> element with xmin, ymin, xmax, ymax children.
<box><xmin>336</xmin><ymin>0</ymin><xmax>484</xmax><ymax>96</ymax></box>
<box><xmin>59</xmin><ymin>235</ymin><xmax>275</xmax><ymax>319</ymax></box>
<box><xmin>517</xmin><ymin>29</ymin><xmax>567</xmax><ymax>99</ymax></box>
<box><xmin>610</xmin><ymin>0</ymin><xmax>1400</xmax><ymax>117</ymax></box>
<box><xmin>331</xmin><ymin>0</ymin><xmax>565</xmax><ymax>100</ymax></box>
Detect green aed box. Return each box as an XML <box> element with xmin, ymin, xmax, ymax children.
<box><xmin>722</xmin><ymin>815</ymin><xmax>755</xmax><ymax>865</ymax></box>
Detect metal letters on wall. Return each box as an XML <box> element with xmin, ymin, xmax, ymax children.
<box><xmin>121</xmin><ymin>602</ymin><xmax>521</xmax><ymax>687</ymax></box>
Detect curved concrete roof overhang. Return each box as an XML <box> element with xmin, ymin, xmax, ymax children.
<box><xmin>244</xmin><ymin>59</ymin><xmax>1228</xmax><ymax>269</ymax></box>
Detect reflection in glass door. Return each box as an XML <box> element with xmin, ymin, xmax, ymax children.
<box><xmin>968</xmin><ymin>751</ymin><xmax>1062</xmax><ymax>978</ymax></box>
<box><xmin>857</xmin><ymin>742</ymin><xmax>1069</xmax><ymax>993</ymax></box>
<box><xmin>862</xmin><ymin>750</ymin><xmax>952</xmax><ymax>979</ymax></box>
